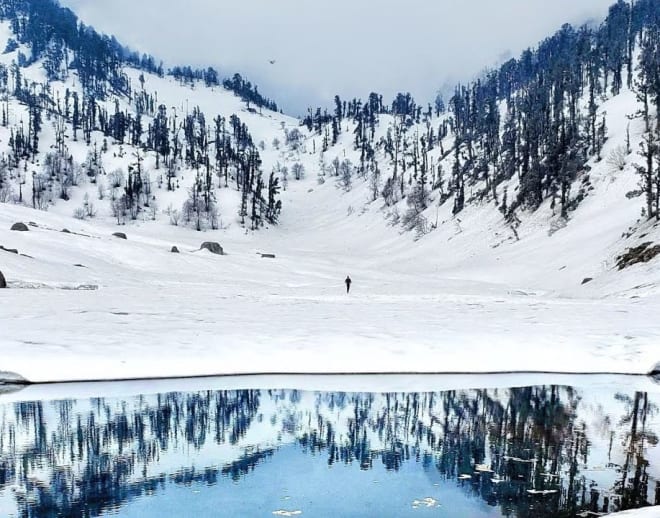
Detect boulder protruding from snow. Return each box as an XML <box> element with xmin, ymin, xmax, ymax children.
<box><xmin>261</xmin><ymin>253</ymin><xmax>276</xmax><ymax>259</ymax></box>
<box><xmin>581</xmin><ymin>278</ymin><xmax>593</xmax><ymax>285</ymax></box>
<box><xmin>62</xmin><ymin>228</ymin><xmax>71</xmax><ymax>234</ymax></box>
<box><xmin>201</xmin><ymin>242</ymin><xmax>224</xmax><ymax>255</ymax></box>
<box><xmin>0</xmin><ymin>246</ymin><xmax>18</xmax><ymax>254</ymax></box>
<box><xmin>10</xmin><ymin>222</ymin><xmax>29</xmax><ymax>232</ymax></box>
<box><xmin>650</xmin><ymin>363</ymin><xmax>660</xmax><ymax>377</ymax></box>
<box><xmin>113</xmin><ymin>232</ymin><xmax>127</xmax><ymax>240</ymax></box>
<box><xmin>171</xmin><ymin>246</ymin><xmax>180</xmax><ymax>253</ymax></box>
<box><xmin>0</xmin><ymin>270</ymin><xmax>6</xmax><ymax>288</ymax></box>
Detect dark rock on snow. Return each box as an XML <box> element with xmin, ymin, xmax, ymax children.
<box><xmin>0</xmin><ymin>246</ymin><xmax>18</xmax><ymax>254</ymax></box>
<box><xmin>0</xmin><ymin>270</ymin><xmax>6</xmax><ymax>288</ymax></box>
<box><xmin>113</xmin><ymin>232</ymin><xmax>127</xmax><ymax>240</ymax></box>
<box><xmin>261</xmin><ymin>253</ymin><xmax>276</xmax><ymax>259</ymax></box>
<box><xmin>616</xmin><ymin>242</ymin><xmax>660</xmax><ymax>270</ymax></box>
<box><xmin>10</xmin><ymin>222</ymin><xmax>29</xmax><ymax>232</ymax></box>
<box><xmin>171</xmin><ymin>246</ymin><xmax>180</xmax><ymax>253</ymax></box>
<box><xmin>201</xmin><ymin>242</ymin><xmax>224</xmax><ymax>255</ymax></box>
<box><xmin>62</xmin><ymin>228</ymin><xmax>71</xmax><ymax>234</ymax></box>
<box><xmin>581</xmin><ymin>278</ymin><xmax>593</xmax><ymax>285</ymax></box>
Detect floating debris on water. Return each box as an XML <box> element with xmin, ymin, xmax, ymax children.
<box><xmin>526</xmin><ymin>489</ymin><xmax>559</xmax><ymax>496</ymax></box>
<box><xmin>412</xmin><ymin>498</ymin><xmax>440</xmax><ymax>509</ymax></box>
<box><xmin>475</xmin><ymin>464</ymin><xmax>493</xmax><ymax>473</ymax></box>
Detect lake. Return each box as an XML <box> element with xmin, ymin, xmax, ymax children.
<box><xmin>0</xmin><ymin>375</ymin><xmax>658</xmax><ymax>517</ymax></box>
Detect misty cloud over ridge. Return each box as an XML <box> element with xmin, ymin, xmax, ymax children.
<box><xmin>62</xmin><ymin>0</ymin><xmax>614</xmax><ymax>115</ymax></box>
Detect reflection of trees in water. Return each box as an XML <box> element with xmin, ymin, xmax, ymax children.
<box><xmin>0</xmin><ymin>390</ymin><xmax>262</xmax><ymax>517</ymax></box>
<box><xmin>0</xmin><ymin>386</ymin><xmax>657</xmax><ymax>517</ymax></box>
<box><xmin>614</xmin><ymin>392</ymin><xmax>659</xmax><ymax>512</ymax></box>
<box><xmin>294</xmin><ymin>387</ymin><xmax>658</xmax><ymax>516</ymax></box>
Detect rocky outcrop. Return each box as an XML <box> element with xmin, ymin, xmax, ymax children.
<box><xmin>616</xmin><ymin>242</ymin><xmax>660</xmax><ymax>270</ymax></box>
<box><xmin>10</xmin><ymin>222</ymin><xmax>29</xmax><ymax>231</ymax></box>
<box><xmin>113</xmin><ymin>232</ymin><xmax>127</xmax><ymax>240</ymax></box>
<box><xmin>201</xmin><ymin>242</ymin><xmax>224</xmax><ymax>255</ymax></box>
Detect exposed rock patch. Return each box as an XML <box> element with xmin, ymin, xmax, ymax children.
<box><xmin>201</xmin><ymin>242</ymin><xmax>224</xmax><ymax>255</ymax></box>
<box><xmin>113</xmin><ymin>232</ymin><xmax>127</xmax><ymax>240</ymax></box>
<box><xmin>650</xmin><ymin>362</ymin><xmax>660</xmax><ymax>378</ymax></box>
<box><xmin>616</xmin><ymin>242</ymin><xmax>660</xmax><ymax>270</ymax></box>
<box><xmin>10</xmin><ymin>222</ymin><xmax>29</xmax><ymax>232</ymax></box>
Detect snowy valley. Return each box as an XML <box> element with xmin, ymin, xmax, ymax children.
<box><xmin>0</xmin><ymin>0</ymin><xmax>660</xmax><ymax>517</ymax></box>
<box><xmin>0</xmin><ymin>0</ymin><xmax>659</xmax><ymax>383</ymax></box>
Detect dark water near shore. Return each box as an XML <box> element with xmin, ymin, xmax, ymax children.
<box><xmin>0</xmin><ymin>380</ymin><xmax>659</xmax><ymax>517</ymax></box>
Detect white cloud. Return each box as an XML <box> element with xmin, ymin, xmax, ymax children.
<box><xmin>61</xmin><ymin>0</ymin><xmax>615</xmax><ymax>115</ymax></box>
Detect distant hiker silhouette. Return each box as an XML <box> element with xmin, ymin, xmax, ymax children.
<box><xmin>345</xmin><ymin>275</ymin><xmax>352</xmax><ymax>294</ymax></box>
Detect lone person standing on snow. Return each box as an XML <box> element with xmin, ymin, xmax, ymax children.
<box><xmin>345</xmin><ymin>275</ymin><xmax>352</xmax><ymax>294</ymax></box>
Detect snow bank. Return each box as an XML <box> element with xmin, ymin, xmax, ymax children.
<box><xmin>1</xmin><ymin>198</ymin><xmax>660</xmax><ymax>383</ymax></box>
<box><xmin>3</xmin><ymin>373</ymin><xmax>659</xmax><ymax>405</ymax></box>
<box><xmin>606</xmin><ymin>507</ymin><xmax>660</xmax><ymax>517</ymax></box>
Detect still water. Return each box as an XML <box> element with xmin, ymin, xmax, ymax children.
<box><xmin>0</xmin><ymin>377</ymin><xmax>658</xmax><ymax>517</ymax></box>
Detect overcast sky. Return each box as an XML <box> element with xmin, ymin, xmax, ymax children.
<box><xmin>61</xmin><ymin>0</ymin><xmax>615</xmax><ymax>116</ymax></box>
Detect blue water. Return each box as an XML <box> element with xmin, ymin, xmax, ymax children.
<box><xmin>0</xmin><ymin>382</ymin><xmax>658</xmax><ymax>517</ymax></box>
<box><xmin>111</xmin><ymin>446</ymin><xmax>497</xmax><ymax>518</ymax></box>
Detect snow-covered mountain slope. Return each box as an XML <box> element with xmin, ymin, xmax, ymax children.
<box><xmin>289</xmin><ymin>86</ymin><xmax>656</xmax><ymax>298</ymax></box>
<box><xmin>0</xmin><ymin>4</ymin><xmax>660</xmax><ymax>382</ymax></box>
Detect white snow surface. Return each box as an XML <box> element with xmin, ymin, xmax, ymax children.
<box><xmin>0</xmin><ymin>22</ymin><xmax>659</xmax><ymax>382</ymax></box>
<box><xmin>3</xmin><ymin>373</ymin><xmax>659</xmax><ymax>405</ymax></box>
<box><xmin>607</xmin><ymin>508</ymin><xmax>660</xmax><ymax>517</ymax></box>
<box><xmin>1</xmin><ymin>194</ymin><xmax>659</xmax><ymax>382</ymax></box>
